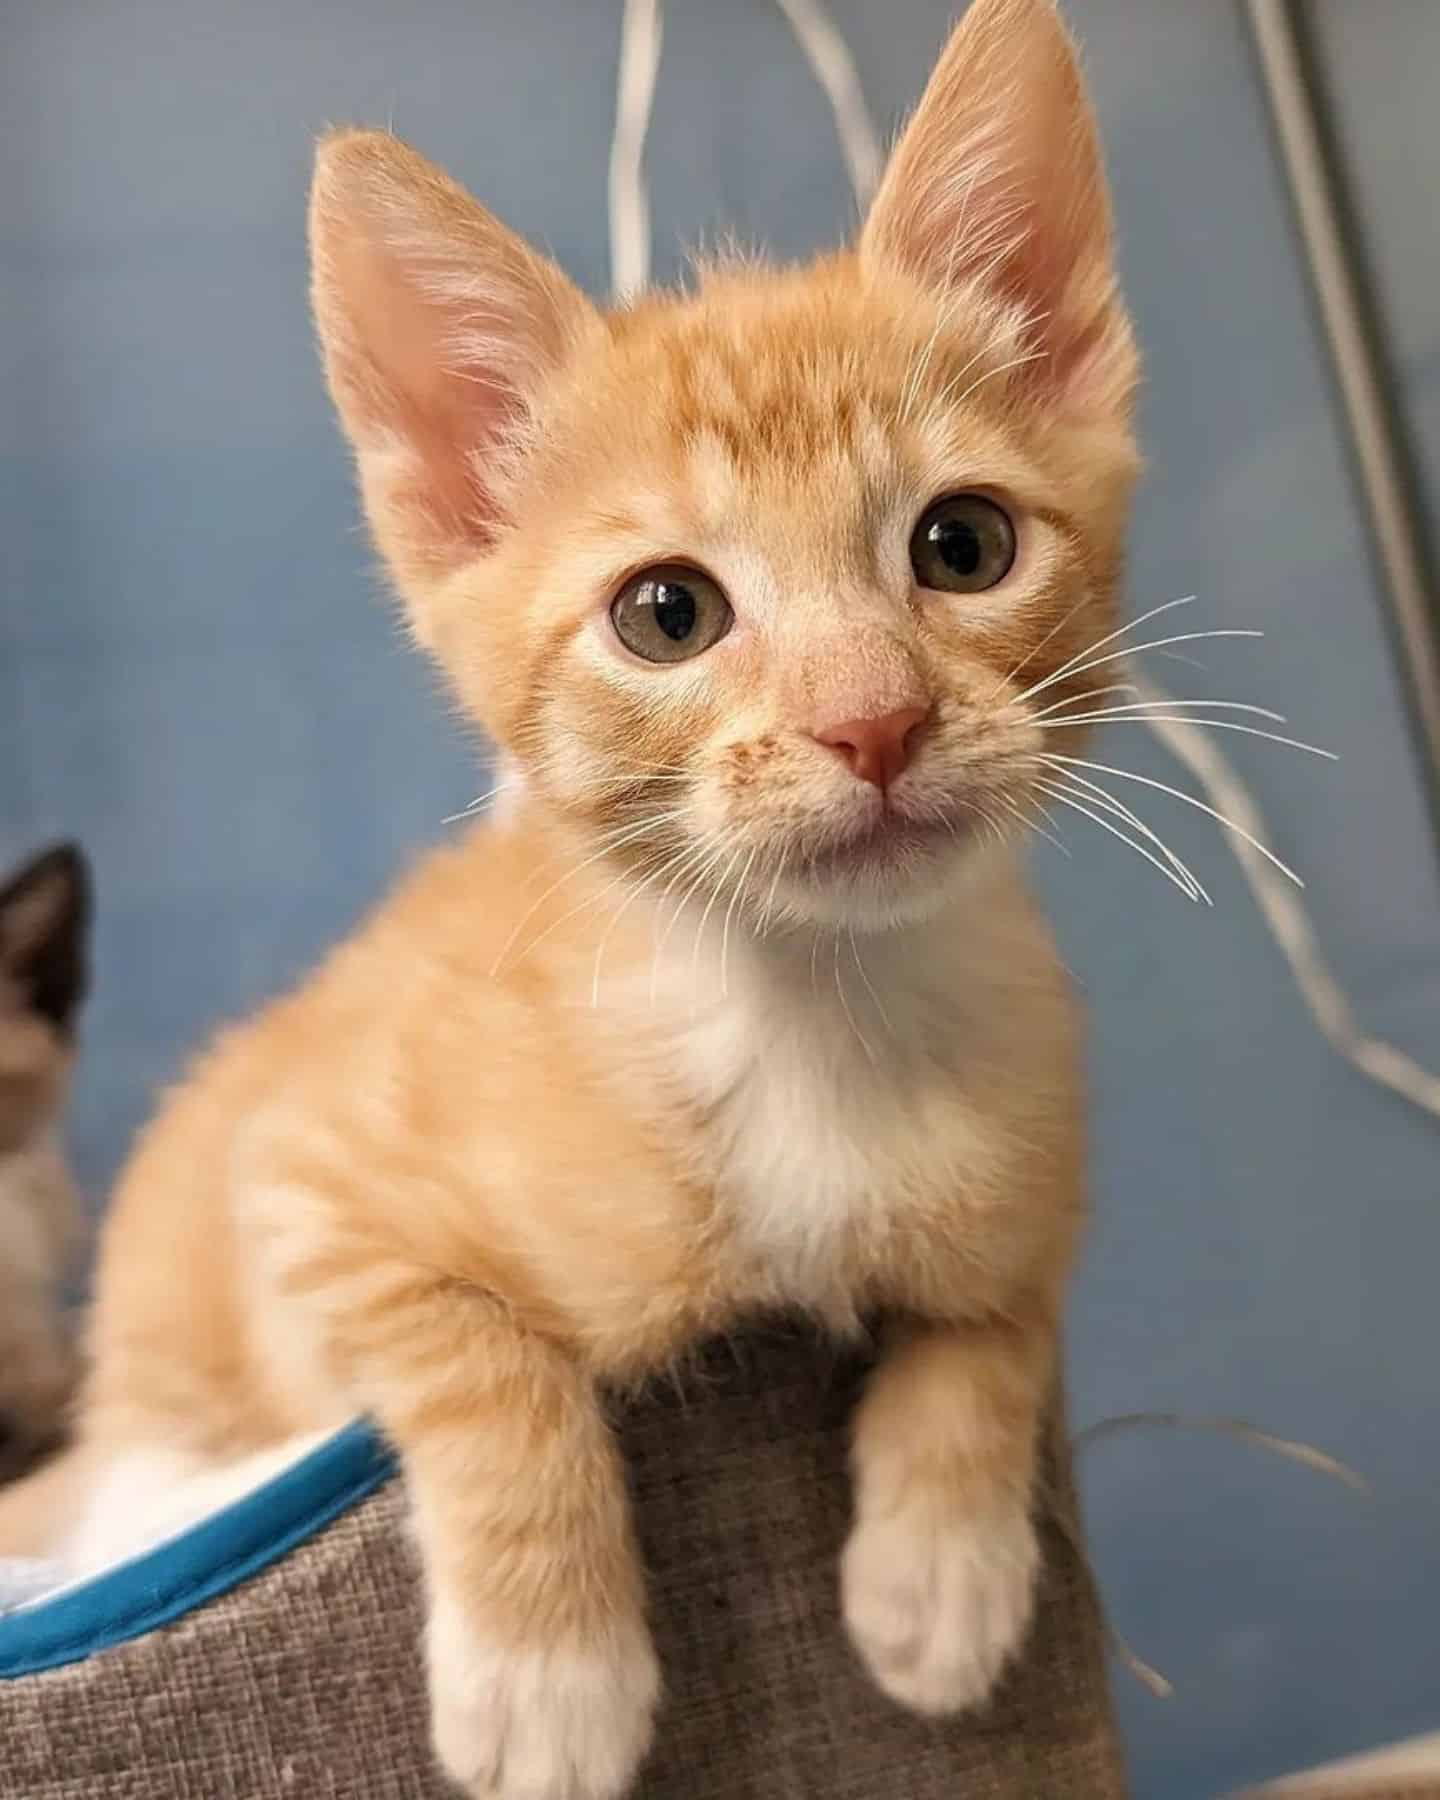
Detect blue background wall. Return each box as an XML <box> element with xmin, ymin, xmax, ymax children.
<box><xmin>3</xmin><ymin>3</ymin><xmax>1438</xmax><ymax>1792</ymax></box>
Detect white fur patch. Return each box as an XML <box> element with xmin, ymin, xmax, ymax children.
<box><xmin>842</xmin><ymin>1496</ymin><xmax>1039</xmax><ymax>1715</ymax></box>
<box><xmin>650</xmin><ymin>902</ymin><xmax>1011</xmax><ymax>1316</ymax></box>
<box><xmin>62</xmin><ymin>1433</ymin><xmax>329</xmax><ymax>1581</ymax></box>
<box><xmin>676</xmin><ymin>986</ymin><xmax>905</xmax><ymax>1304</ymax></box>
<box><xmin>427</xmin><ymin>1595</ymin><xmax>660</xmax><ymax>1800</ymax></box>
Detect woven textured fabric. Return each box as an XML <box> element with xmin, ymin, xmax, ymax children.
<box><xmin>1242</xmin><ymin>1786</ymin><xmax>1440</xmax><ymax>1800</ymax></box>
<box><xmin>0</xmin><ymin>1328</ymin><xmax>1126</xmax><ymax>1799</ymax></box>
<box><xmin>1249</xmin><ymin>1789</ymin><xmax>1440</xmax><ymax>1800</ymax></box>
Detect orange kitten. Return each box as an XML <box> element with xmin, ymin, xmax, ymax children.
<box><xmin>0</xmin><ymin>0</ymin><xmax>1138</xmax><ymax>1792</ymax></box>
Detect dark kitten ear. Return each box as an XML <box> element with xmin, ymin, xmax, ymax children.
<box><xmin>0</xmin><ymin>843</ymin><xmax>92</xmax><ymax>1034</ymax></box>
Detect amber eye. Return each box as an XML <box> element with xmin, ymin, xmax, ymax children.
<box><xmin>609</xmin><ymin>564</ymin><xmax>733</xmax><ymax>664</ymax></box>
<box><xmin>909</xmin><ymin>494</ymin><xmax>1016</xmax><ymax>594</ymax></box>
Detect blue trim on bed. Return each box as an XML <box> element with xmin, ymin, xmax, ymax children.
<box><xmin>0</xmin><ymin>1420</ymin><xmax>397</xmax><ymax>1678</ymax></box>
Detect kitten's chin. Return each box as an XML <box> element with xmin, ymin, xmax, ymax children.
<box><xmin>774</xmin><ymin>817</ymin><xmax>1001</xmax><ymax>933</ymax></box>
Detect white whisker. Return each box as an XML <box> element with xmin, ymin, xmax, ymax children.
<box><xmin>720</xmin><ymin>846</ymin><xmax>759</xmax><ymax>998</ymax></box>
<box><xmin>1039</xmin><ymin>713</ymin><xmax>1335</xmax><ymax>758</ymax></box>
<box><xmin>1017</xmin><ymin>628</ymin><xmax>1265</xmax><ymax>708</ymax></box>
<box><xmin>1027</xmin><ymin>790</ymin><xmax>1069</xmax><ymax>844</ymax></box>
<box><xmin>513</xmin><ymin>848</ymin><xmax>664</xmax><ymax>979</ymax></box>
<box><xmin>847</xmin><ymin>925</ymin><xmax>894</xmax><ymax>1036</ymax></box>
<box><xmin>1043</xmin><ymin>766</ymin><xmax>1211</xmax><ymax>904</ymax></box>
<box><xmin>1035</xmin><ymin>778</ymin><xmax>1203</xmax><ymax>902</ymax></box>
<box><xmin>690</xmin><ymin>845</ymin><xmax>745</xmax><ymax>1006</ymax></box>
<box><xmin>986</xmin><ymin>594</ymin><xmax>1095</xmax><ymax>702</ymax></box>
<box><xmin>759</xmin><ymin>845</ymin><xmax>790</xmax><ymax>935</ymax></box>
<box><xmin>1007</xmin><ymin>594</ymin><xmax>1198</xmax><ymax>709</ymax></box>
<box><xmin>488</xmin><ymin>809</ymin><xmax>686</xmax><ymax>978</ymax></box>
<box><xmin>832</xmin><ymin>929</ymin><xmax>877</xmax><ymax>1067</ymax></box>
<box><xmin>1028</xmin><ymin>680</ymin><xmax>1139</xmax><ymax>722</ymax></box>
<box><xmin>443</xmin><ymin>775</ymin><xmax>516</xmax><ymax>824</ymax></box>
<box><xmin>998</xmin><ymin>789</ymin><xmax>1069</xmax><ymax>857</ymax></box>
<box><xmin>1041</xmin><ymin>752</ymin><xmax>1306</xmax><ymax>888</ymax></box>
<box><xmin>649</xmin><ymin>836</ymin><xmax>723</xmax><ymax>1005</ymax></box>
<box><xmin>1037</xmin><ymin>694</ymin><xmax>1285</xmax><ymax>726</ymax></box>
<box><xmin>589</xmin><ymin>842</ymin><xmax>693</xmax><ymax>1008</ymax></box>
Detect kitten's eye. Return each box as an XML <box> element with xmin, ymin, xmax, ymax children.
<box><xmin>910</xmin><ymin>494</ymin><xmax>1016</xmax><ymax>594</ymax></box>
<box><xmin>609</xmin><ymin>564</ymin><xmax>733</xmax><ymax>664</ymax></box>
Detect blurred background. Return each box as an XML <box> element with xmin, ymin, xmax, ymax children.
<box><xmin>3</xmin><ymin>2</ymin><xmax>1438</xmax><ymax>1793</ymax></box>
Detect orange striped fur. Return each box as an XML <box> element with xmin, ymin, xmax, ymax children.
<box><xmin>0</xmin><ymin>4</ymin><xmax>1139</xmax><ymax>1794</ymax></box>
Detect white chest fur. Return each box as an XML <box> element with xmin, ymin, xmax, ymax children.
<box><xmin>653</xmin><ymin>914</ymin><xmax>1027</xmax><ymax>1311</ymax></box>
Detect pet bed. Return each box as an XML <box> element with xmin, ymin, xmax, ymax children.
<box><xmin>0</xmin><ymin>1326</ymin><xmax>1125</xmax><ymax>1798</ymax></box>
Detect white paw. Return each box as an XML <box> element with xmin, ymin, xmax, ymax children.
<box><xmin>842</xmin><ymin>1498</ymin><xmax>1039</xmax><ymax>1716</ymax></box>
<box><xmin>427</xmin><ymin>1598</ymin><xmax>660</xmax><ymax>1800</ymax></box>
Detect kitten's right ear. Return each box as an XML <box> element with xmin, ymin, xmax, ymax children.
<box><xmin>0</xmin><ymin>843</ymin><xmax>91</xmax><ymax>1036</ymax></box>
<box><xmin>309</xmin><ymin>131</ymin><xmax>599</xmax><ymax>633</ymax></box>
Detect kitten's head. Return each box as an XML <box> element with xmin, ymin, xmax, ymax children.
<box><xmin>311</xmin><ymin>0</ymin><xmax>1139</xmax><ymax>931</ymax></box>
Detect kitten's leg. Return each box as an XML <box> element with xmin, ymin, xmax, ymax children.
<box><xmin>842</xmin><ymin>1307</ymin><xmax>1055</xmax><ymax>1715</ymax></box>
<box><xmin>320</xmin><ymin>1267</ymin><xmax>658</xmax><ymax>1800</ymax></box>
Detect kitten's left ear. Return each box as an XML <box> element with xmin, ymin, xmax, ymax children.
<box><xmin>310</xmin><ymin>130</ymin><xmax>600</xmax><ymax>634</ymax></box>
<box><xmin>0</xmin><ymin>843</ymin><xmax>91</xmax><ymax>1035</ymax></box>
<box><xmin>861</xmin><ymin>0</ymin><xmax>1137</xmax><ymax>421</ymax></box>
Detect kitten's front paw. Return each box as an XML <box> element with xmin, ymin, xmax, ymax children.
<box><xmin>842</xmin><ymin>1498</ymin><xmax>1039</xmax><ymax>1716</ymax></box>
<box><xmin>427</xmin><ymin>1599</ymin><xmax>660</xmax><ymax>1800</ymax></box>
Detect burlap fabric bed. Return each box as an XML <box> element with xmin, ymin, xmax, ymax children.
<box><xmin>1289</xmin><ymin>1790</ymin><xmax>1440</xmax><ymax>1799</ymax></box>
<box><xmin>0</xmin><ymin>1327</ymin><xmax>1126</xmax><ymax>1799</ymax></box>
<box><xmin>1242</xmin><ymin>1784</ymin><xmax>1440</xmax><ymax>1799</ymax></box>
<box><xmin>1243</xmin><ymin>1787</ymin><xmax>1440</xmax><ymax>1800</ymax></box>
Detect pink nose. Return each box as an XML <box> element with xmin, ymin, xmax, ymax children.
<box><xmin>813</xmin><ymin>706</ymin><xmax>928</xmax><ymax>790</ymax></box>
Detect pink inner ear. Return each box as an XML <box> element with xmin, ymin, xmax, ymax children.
<box><xmin>860</xmin><ymin>0</ymin><xmax>1135</xmax><ymax>420</ymax></box>
<box><xmin>1003</xmin><ymin>182</ymin><xmax>1129</xmax><ymax>408</ymax></box>
<box><xmin>310</xmin><ymin>133</ymin><xmax>598</xmax><ymax>590</ymax></box>
<box><xmin>320</xmin><ymin>213</ymin><xmax>525</xmax><ymax>560</ymax></box>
